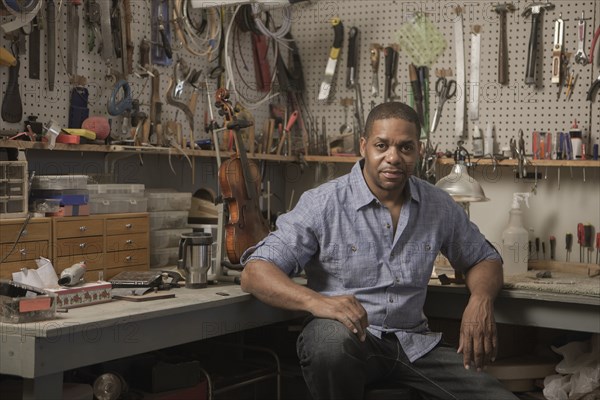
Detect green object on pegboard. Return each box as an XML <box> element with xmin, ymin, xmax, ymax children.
<box><xmin>397</xmin><ymin>13</ymin><xmax>446</xmax><ymax>67</ymax></box>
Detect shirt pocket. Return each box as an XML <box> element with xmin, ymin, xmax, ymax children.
<box><xmin>318</xmin><ymin>243</ymin><xmax>342</xmax><ymax>279</ymax></box>
<box><xmin>342</xmin><ymin>242</ymin><xmax>378</xmax><ymax>288</ymax></box>
<box><xmin>400</xmin><ymin>241</ymin><xmax>438</xmax><ymax>287</ymax></box>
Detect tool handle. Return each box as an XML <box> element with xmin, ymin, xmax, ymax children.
<box><xmin>140</xmin><ymin>38</ymin><xmax>150</xmax><ymax>67</ymax></box>
<box><xmin>346</xmin><ymin>27</ymin><xmax>358</xmax><ymax>88</ymax></box>
<box><xmin>160</xmin><ymin>27</ymin><xmax>172</xmax><ymax>59</ymax></box>
<box><xmin>525</xmin><ymin>14</ymin><xmax>539</xmax><ymax>85</ymax></box>
<box><xmin>566</xmin><ymin>233</ymin><xmax>573</xmax><ymax>251</ymax></box>
<box><xmin>498</xmin><ymin>12</ymin><xmax>508</xmax><ymax>84</ymax></box>
<box><xmin>1</xmin><ymin>58</ymin><xmax>23</xmax><ymax>123</ymax></box>
<box><xmin>331</xmin><ymin>18</ymin><xmax>344</xmax><ymax>51</ymax></box>
<box><xmin>47</xmin><ymin>0</ymin><xmax>56</xmax><ymax>91</ymax></box>
<box><xmin>550</xmin><ymin>236</ymin><xmax>556</xmax><ymax>260</ymax></box>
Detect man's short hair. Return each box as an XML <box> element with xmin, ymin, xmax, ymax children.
<box><xmin>364</xmin><ymin>102</ymin><xmax>421</xmax><ymax>139</ymax></box>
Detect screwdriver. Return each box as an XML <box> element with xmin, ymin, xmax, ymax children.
<box><xmin>549</xmin><ymin>236</ymin><xmax>556</xmax><ymax>260</ymax></box>
<box><xmin>577</xmin><ymin>223</ymin><xmax>584</xmax><ymax>262</ymax></box>
<box><xmin>535</xmin><ymin>237</ymin><xmax>540</xmax><ymax>260</ymax></box>
<box><xmin>565</xmin><ymin>233</ymin><xmax>573</xmax><ymax>262</ymax></box>
<box><xmin>583</xmin><ymin>224</ymin><xmax>593</xmax><ymax>264</ymax></box>
<box><xmin>596</xmin><ymin>233</ymin><xmax>600</xmax><ymax>265</ymax></box>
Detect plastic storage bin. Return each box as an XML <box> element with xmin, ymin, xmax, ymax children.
<box><xmin>89</xmin><ymin>197</ymin><xmax>148</xmax><ymax>214</ymax></box>
<box><xmin>146</xmin><ymin>190</ymin><xmax>192</xmax><ymax>211</ymax></box>
<box><xmin>32</xmin><ymin>175</ymin><xmax>88</xmax><ymax>190</ymax></box>
<box><xmin>87</xmin><ymin>184</ymin><xmax>145</xmax><ymax>197</ymax></box>
<box><xmin>0</xmin><ymin>161</ymin><xmax>28</xmax><ymax>219</ymax></box>
<box><xmin>149</xmin><ymin>211</ymin><xmax>189</xmax><ymax>230</ymax></box>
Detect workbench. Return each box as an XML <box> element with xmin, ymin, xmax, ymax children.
<box><xmin>1</xmin><ymin>282</ymin><xmax>599</xmax><ymax>400</ymax></box>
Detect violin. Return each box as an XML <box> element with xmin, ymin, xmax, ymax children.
<box><xmin>215</xmin><ymin>88</ymin><xmax>270</xmax><ymax>264</ymax></box>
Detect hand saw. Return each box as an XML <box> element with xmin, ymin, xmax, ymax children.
<box><xmin>317</xmin><ymin>17</ymin><xmax>343</xmax><ymax>101</ymax></box>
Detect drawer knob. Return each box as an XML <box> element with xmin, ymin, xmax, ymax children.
<box><xmin>125</xmin><ymin>256</ymin><xmax>133</xmax><ymax>262</ymax></box>
<box><xmin>125</xmin><ymin>239</ymin><xmax>133</xmax><ymax>245</ymax></box>
<box><xmin>125</xmin><ymin>223</ymin><xmax>133</xmax><ymax>229</ymax></box>
<box><xmin>19</xmin><ymin>248</ymin><xmax>27</xmax><ymax>256</ymax></box>
<box><xmin>79</xmin><ymin>226</ymin><xmax>87</xmax><ymax>232</ymax></box>
<box><xmin>21</xmin><ymin>229</ymin><xmax>28</xmax><ymax>236</ymax></box>
<box><xmin>79</xmin><ymin>243</ymin><xmax>87</xmax><ymax>249</ymax></box>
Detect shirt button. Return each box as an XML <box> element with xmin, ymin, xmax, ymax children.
<box><xmin>385</xmin><ymin>223</ymin><xmax>391</xmax><ymax>229</ymax></box>
<box><xmin>351</xmin><ymin>245</ymin><xmax>357</xmax><ymax>252</ymax></box>
<box><xmin>395</xmin><ymin>278</ymin><xmax>400</xmax><ymax>283</ymax></box>
<box><xmin>389</xmin><ymin>296</ymin><xmax>393</xmax><ymax>303</ymax></box>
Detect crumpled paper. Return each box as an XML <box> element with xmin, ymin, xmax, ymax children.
<box><xmin>11</xmin><ymin>257</ymin><xmax>59</xmax><ymax>290</ymax></box>
<box><xmin>543</xmin><ymin>334</ymin><xmax>600</xmax><ymax>400</ymax></box>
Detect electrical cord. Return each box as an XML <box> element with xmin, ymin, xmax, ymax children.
<box><xmin>250</xmin><ymin>3</ymin><xmax>292</xmax><ymax>44</ymax></box>
<box><xmin>224</xmin><ymin>5</ymin><xmax>278</xmax><ymax>110</ymax></box>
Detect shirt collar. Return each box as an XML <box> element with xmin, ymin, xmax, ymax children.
<box><xmin>350</xmin><ymin>160</ymin><xmax>421</xmax><ymax>210</ymax></box>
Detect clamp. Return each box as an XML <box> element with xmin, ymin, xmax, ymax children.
<box><xmin>574</xmin><ymin>12</ymin><xmax>590</xmax><ymax>66</ymax></box>
<box><xmin>107</xmin><ymin>79</ymin><xmax>133</xmax><ymax>116</ymax></box>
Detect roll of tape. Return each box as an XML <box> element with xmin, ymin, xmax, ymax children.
<box><xmin>1</xmin><ymin>0</ymin><xmax>41</xmax><ymax>33</ymax></box>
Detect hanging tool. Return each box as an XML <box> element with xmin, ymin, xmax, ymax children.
<box><xmin>28</xmin><ymin>16</ymin><xmax>41</xmax><ymax>79</ymax></box>
<box><xmin>429</xmin><ymin>77</ymin><xmax>456</xmax><ymax>135</ymax></box>
<box><xmin>565</xmin><ymin>233</ymin><xmax>573</xmax><ymax>262</ymax></box>
<box><xmin>383</xmin><ymin>45</ymin><xmax>398</xmax><ymax>103</ymax></box>
<box><xmin>522</xmin><ymin>1</ymin><xmax>555</xmax><ymax>86</ymax></box>
<box><xmin>276</xmin><ymin>111</ymin><xmax>298</xmax><ymax>156</ymax></box>
<box><xmin>453</xmin><ymin>6</ymin><xmax>466</xmax><ymax>139</ymax></box>
<box><xmin>46</xmin><ymin>0</ymin><xmax>56</xmax><ymax>91</ymax></box>
<box><xmin>589</xmin><ymin>24</ymin><xmax>600</xmax><ymax>65</ymax></box>
<box><xmin>66</xmin><ymin>0</ymin><xmax>82</xmax><ymax>77</ymax></box>
<box><xmin>151</xmin><ymin>0</ymin><xmax>172</xmax><ymax>65</ymax></box>
<box><xmin>549</xmin><ymin>235</ymin><xmax>556</xmax><ymax>260</ymax></box>
<box><xmin>84</xmin><ymin>0</ymin><xmax>101</xmax><ymax>53</ymax></box>
<box><xmin>123</xmin><ymin>0</ymin><xmax>134</xmax><ymax>75</ymax></box>
<box><xmin>107</xmin><ymin>80</ymin><xmax>133</xmax><ymax>117</ymax></box>
<box><xmin>1</xmin><ymin>47</ymin><xmax>22</xmax><ymax>123</ymax></box>
<box><xmin>574</xmin><ymin>12</ymin><xmax>589</xmax><ymax>66</ymax></box>
<box><xmin>551</xmin><ymin>13</ymin><xmax>564</xmax><ymax>84</ymax></box>
<box><xmin>339</xmin><ymin>98</ymin><xmax>353</xmax><ymax>134</ymax></box>
<box><xmin>409</xmin><ymin>64</ymin><xmax>423</xmax><ymax>126</ymax></box>
<box><xmin>370</xmin><ymin>43</ymin><xmax>381</xmax><ymax>97</ymax></box>
<box><xmin>493</xmin><ymin>3</ymin><xmax>515</xmax><ymax>85</ymax></box>
<box><xmin>468</xmin><ymin>26</ymin><xmax>481</xmax><ymax>121</ymax></box>
<box><xmin>318</xmin><ymin>17</ymin><xmax>343</xmax><ymax>102</ymax></box>
<box><xmin>0</xmin><ymin>47</ymin><xmax>16</xmax><ymax>67</ymax></box>
<box><xmin>586</xmin><ymin>73</ymin><xmax>600</xmax><ymax>102</ymax></box>
<box><xmin>346</xmin><ymin>27</ymin><xmax>364</xmax><ymax>149</ymax></box>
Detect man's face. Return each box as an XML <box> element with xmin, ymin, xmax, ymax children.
<box><xmin>359</xmin><ymin>118</ymin><xmax>420</xmax><ymax>198</ymax></box>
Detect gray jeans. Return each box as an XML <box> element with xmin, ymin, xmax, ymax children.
<box><xmin>296</xmin><ymin>318</ymin><xmax>519</xmax><ymax>400</ymax></box>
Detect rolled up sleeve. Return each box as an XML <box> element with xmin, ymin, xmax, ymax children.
<box><xmin>441</xmin><ymin>200</ymin><xmax>502</xmax><ymax>274</ymax></box>
<box><xmin>241</xmin><ymin>191</ymin><xmax>321</xmax><ymax>276</ymax></box>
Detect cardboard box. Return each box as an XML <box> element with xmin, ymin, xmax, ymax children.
<box><xmin>47</xmin><ymin>204</ymin><xmax>90</xmax><ymax>217</ymax></box>
<box><xmin>46</xmin><ymin>281</ymin><xmax>112</xmax><ymax>309</ymax></box>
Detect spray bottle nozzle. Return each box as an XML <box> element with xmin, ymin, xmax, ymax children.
<box><xmin>512</xmin><ymin>192</ymin><xmax>530</xmax><ymax>209</ymax></box>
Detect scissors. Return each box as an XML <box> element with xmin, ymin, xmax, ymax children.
<box><xmin>429</xmin><ymin>77</ymin><xmax>457</xmax><ymax>135</ymax></box>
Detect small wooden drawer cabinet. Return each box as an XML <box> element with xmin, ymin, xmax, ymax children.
<box><xmin>53</xmin><ymin>213</ymin><xmax>149</xmax><ymax>279</ymax></box>
<box><xmin>0</xmin><ymin>217</ymin><xmax>52</xmax><ymax>279</ymax></box>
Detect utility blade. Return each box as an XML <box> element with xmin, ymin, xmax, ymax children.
<box><xmin>318</xmin><ymin>18</ymin><xmax>343</xmax><ymax>101</ymax></box>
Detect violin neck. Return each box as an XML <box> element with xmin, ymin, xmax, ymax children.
<box><xmin>233</xmin><ymin>127</ymin><xmax>259</xmax><ymax>201</ymax></box>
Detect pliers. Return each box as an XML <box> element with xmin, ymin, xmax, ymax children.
<box><xmin>587</xmin><ymin>73</ymin><xmax>600</xmax><ymax>102</ymax></box>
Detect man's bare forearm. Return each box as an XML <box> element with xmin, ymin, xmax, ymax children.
<box><xmin>240</xmin><ymin>259</ymin><xmax>322</xmax><ymax>314</ymax></box>
<box><xmin>465</xmin><ymin>259</ymin><xmax>504</xmax><ymax>300</ymax></box>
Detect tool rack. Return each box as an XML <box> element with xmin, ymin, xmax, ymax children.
<box><xmin>0</xmin><ymin>1</ymin><xmax>598</xmax><ymax>161</ymax></box>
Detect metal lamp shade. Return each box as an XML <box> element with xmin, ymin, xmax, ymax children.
<box><xmin>435</xmin><ymin>163</ymin><xmax>489</xmax><ymax>203</ymax></box>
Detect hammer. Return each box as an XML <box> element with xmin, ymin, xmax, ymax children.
<box><xmin>493</xmin><ymin>3</ymin><xmax>515</xmax><ymax>85</ymax></box>
<box><xmin>522</xmin><ymin>1</ymin><xmax>555</xmax><ymax>86</ymax></box>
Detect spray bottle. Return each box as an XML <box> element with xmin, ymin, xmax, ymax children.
<box><xmin>501</xmin><ymin>193</ymin><xmax>530</xmax><ymax>276</ymax></box>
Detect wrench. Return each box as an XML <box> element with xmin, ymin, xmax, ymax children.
<box><xmin>574</xmin><ymin>12</ymin><xmax>588</xmax><ymax>65</ymax></box>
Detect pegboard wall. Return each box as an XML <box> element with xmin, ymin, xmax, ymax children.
<box><xmin>289</xmin><ymin>0</ymin><xmax>599</xmax><ymax>154</ymax></box>
<box><xmin>0</xmin><ymin>1</ymin><xmax>275</xmax><ymax>142</ymax></box>
<box><xmin>0</xmin><ymin>0</ymin><xmax>598</xmax><ymax>156</ymax></box>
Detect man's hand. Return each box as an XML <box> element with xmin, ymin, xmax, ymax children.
<box><xmin>308</xmin><ymin>294</ymin><xmax>369</xmax><ymax>342</ymax></box>
<box><xmin>457</xmin><ymin>295</ymin><xmax>497</xmax><ymax>371</ymax></box>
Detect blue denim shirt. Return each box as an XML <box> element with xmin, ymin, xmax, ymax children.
<box><xmin>242</xmin><ymin>160</ymin><xmax>501</xmax><ymax>362</ymax></box>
